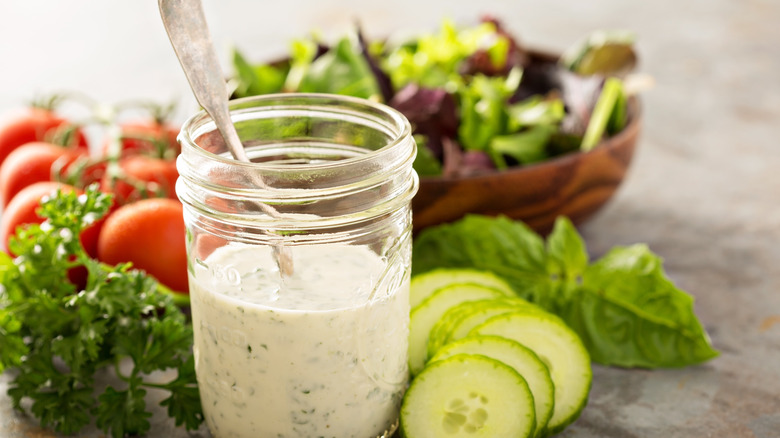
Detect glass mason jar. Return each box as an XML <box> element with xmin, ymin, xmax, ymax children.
<box><xmin>177</xmin><ymin>93</ymin><xmax>418</xmax><ymax>438</ymax></box>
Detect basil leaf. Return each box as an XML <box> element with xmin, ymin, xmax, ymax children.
<box><xmin>547</xmin><ymin>216</ymin><xmax>589</xmax><ymax>276</ymax></box>
<box><xmin>411</xmin><ymin>214</ymin><xmax>720</xmax><ymax>368</ymax></box>
<box><xmin>562</xmin><ymin>245</ymin><xmax>719</xmax><ymax>367</ymax></box>
<box><xmin>412</xmin><ymin>215</ymin><xmax>550</xmax><ymax>301</ymax></box>
<box><xmin>543</xmin><ymin>216</ymin><xmax>589</xmax><ymax>313</ymax></box>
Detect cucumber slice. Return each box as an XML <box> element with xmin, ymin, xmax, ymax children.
<box><xmin>429</xmin><ymin>336</ymin><xmax>555</xmax><ymax>438</ymax></box>
<box><xmin>471</xmin><ymin>312</ymin><xmax>592</xmax><ymax>435</ymax></box>
<box><xmin>410</xmin><ymin>268</ymin><xmax>515</xmax><ymax>309</ymax></box>
<box><xmin>400</xmin><ymin>354</ymin><xmax>536</xmax><ymax>438</ymax></box>
<box><xmin>427</xmin><ymin>299</ymin><xmax>511</xmax><ymax>359</ymax></box>
<box><xmin>409</xmin><ymin>284</ymin><xmax>511</xmax><ymax>376</ymax></box>
<box><xmin>428</xmin><ymin>298</ymin><xmax>540</xmax><ymax>359</ymax></box>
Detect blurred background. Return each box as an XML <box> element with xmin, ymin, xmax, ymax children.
<box><xmin>1</xmin><ymin>1</ymin><xmax>780</xmax><ymax>436</ymax></box>
<box><xmin>1</xmin><ymin>0</ymin><xmax>775</xmax><ymax>125</ymax></box>
<box><xmin>2</xmin><ymin>0</ymin><xmax>776</xmax><ymax>242</ymax></box>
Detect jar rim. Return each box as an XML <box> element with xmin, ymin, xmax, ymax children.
<box><xmin>176</xmin><ymin>93</ymin><xmax>419</xmax><ymax>232</ymax></box>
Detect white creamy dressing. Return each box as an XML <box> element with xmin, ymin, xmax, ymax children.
<box><xmin>189</xmin><ymin>242</ymin><xmax>410</xmax><ymax>438</ymax></box>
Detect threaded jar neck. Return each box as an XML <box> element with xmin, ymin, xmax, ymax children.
<box><xmin>177</xmin><ymin>93</ymin><xmax>418</xmax><ymax>235</ymax></box>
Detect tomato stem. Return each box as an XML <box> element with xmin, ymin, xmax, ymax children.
<box><xmin>112</xmin><ymin>99</ymin><xmax>178</xmax><ymax>125</ymax></box>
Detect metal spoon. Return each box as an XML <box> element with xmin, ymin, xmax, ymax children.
<box><xmin>158</xmin><ymin>0</ymin><xmax>293</xmax><ymax>275</ymax></box>
<box><xmin>158</xmin><ymin>0</ymin><xmax>248</xmax><ymax>162</ymax></box>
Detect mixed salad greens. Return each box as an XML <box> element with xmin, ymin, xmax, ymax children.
<box><xmin>231</xmin><ymin>17</ymin><xmax>638</xmax><ymax>177</ymax></box>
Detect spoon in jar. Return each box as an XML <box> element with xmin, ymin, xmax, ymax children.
<box><xmin>158</xmin><ymin>0</ymin><xmax>294</xmax><ymax>276</ymax></box>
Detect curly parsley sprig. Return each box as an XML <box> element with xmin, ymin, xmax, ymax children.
<box><xmin>0</xmin><ymin>185</ymin><xmax>203</xmax><ymax>437</ymax></box>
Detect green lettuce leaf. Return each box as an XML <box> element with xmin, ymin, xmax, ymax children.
<box><xmin>412</xmin><ymin>135</ymin><xmax>442</xmax><ymax>177</ymax></box>
<box><xmin>231</xmin><ymin>47</ymin><xmax>287</xmax><ymax>98</ymax></box>
<box><xmin>489</xmin><ymin>124</ymin><xmax>556</xmax><ymax>168</ymax></box>
<box><xmin>507</xmin><ymin>96</ymin><xmax>566</xmax><ymax>129</ymax></box>
<box><xmin>383</xmin><ymin>19</ymin><xmax>508</xmax><ymax>90</ymax></box>
<box><xmin>607</xmin><ymin>83</ymin><xmax>628</xmax><ymax>135</ymax></box>
<box><xmin>297</xmin><ymin>35</ymin><xmax>381</xmax><ymax>100</ymax></box>
<box><xmin>283</xmin><ymin>37</ymin><xmax>318</xmax><ymax>92</ymax></box>
<box><xmin>581</xmin><ymin>77</ymin><xmax>624</xmax><ymax>151</ymax></box>
<box><xmin>457</xmin><ymin>70</ymin><xmax>521</xmax><ymax>151</ymax></box>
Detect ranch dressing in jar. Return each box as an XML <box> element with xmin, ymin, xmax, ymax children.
<box><xmin>177</xmin><ymin>94</ymin><xmax>418</xmax><ymax>438</ymax></box>
<box><xmin>190</xmin><ymin>243</ymin><xmax>409</xmax><ymax>437</ymax></box>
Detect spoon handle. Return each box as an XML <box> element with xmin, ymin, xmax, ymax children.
<box><xmin>158</xmin><ymin>0</ymin><xmax>248</xmax><ymax>162</ymax></box>
<box><xmin>158</xmin><ymin>0</ymin><xmax>294</xmax><ymax>276</ymax></box>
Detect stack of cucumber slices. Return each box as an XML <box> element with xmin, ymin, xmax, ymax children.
<box><xmin>400</xmin><ymin>268</ymin><xmax>593</xmax><ymax>438</ymax></box>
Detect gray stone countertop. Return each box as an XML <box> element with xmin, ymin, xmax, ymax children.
<box><xmin>1</xmin><ymin>0</ymin><xmax>779</xmax><ymax>437</ymax></box>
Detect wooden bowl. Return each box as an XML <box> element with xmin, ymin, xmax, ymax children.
<box><xmin>412</xmin><ymin>96</ymin><xmax>641</xmax><ymax>235</ymax></box>
<box><xmin>236</xmin><ymin>48</ymin><xmax>641</xmax><ymax>235</ymax></box>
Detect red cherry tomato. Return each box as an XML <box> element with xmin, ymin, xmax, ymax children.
<box><xmin>100</xmin><ymin>155</ymin><xmax>179</xmax><ymax>206</ymax></box>
<box><xmin>102</xmin><ymin>121</ymin><xmax>180</xmax><ymax>158</ymax></box>
<box><xmin>193</xmin><ymin>233</ymin><xmax>228</xmax><ymax>261</ymax></box>
<box><xmin>0</xmin><ymin>181</ymin><xmax>102</xmax><ymax>258</ymax></box>
<box><xmin>97</xmin><ymin>198</ymin><xmax>188</xmax><ymax>294</ymax></box>
<box><xmin>0</xmin><ymin>107</ymin><xmax>88</xmax><ymax>166</ymax></box>
<box><xmin>0</xmin><ymin>142</ymin><xmax>87</xmax><ymax>207</ymax></box>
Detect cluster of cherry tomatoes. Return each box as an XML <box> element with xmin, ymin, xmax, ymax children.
<box><xmin>0</xmin><ymin>96</ymin><xmax>189</xmax><ymax>294</ymax></box>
